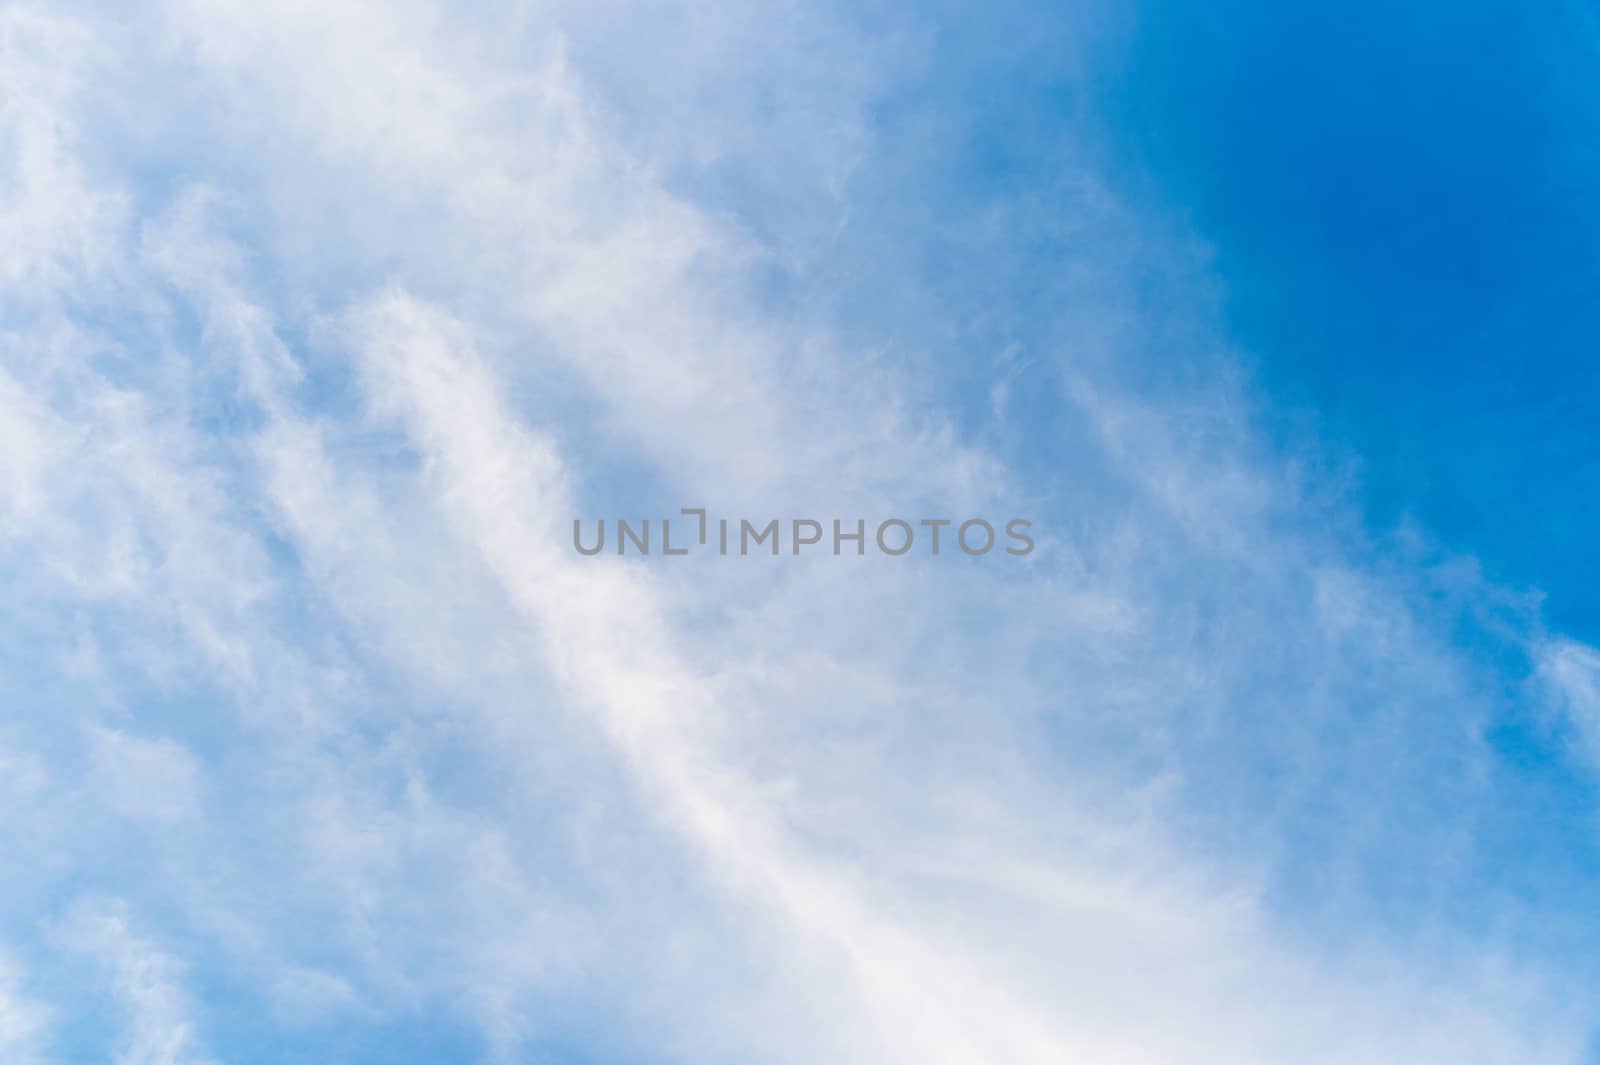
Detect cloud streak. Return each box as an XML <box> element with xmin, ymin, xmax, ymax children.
<box><xmin>0</xmin><ymin>1</ymin><xmax>1593</xmax><ymax>1062</ymax></box>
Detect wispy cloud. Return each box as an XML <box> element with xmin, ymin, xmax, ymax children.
<box><xmin>0</xmin><ymin>1</ymin><xmax>1592</xmax><ymax>1062</ymax></box>
<box><xmin>0</xmin><ymin>951</ymin><xmax>51</xmax><ymax>1065</ymax></box>
<box><xmin>1539</xmin><ymin>638</ymin><xmax>1600</xmax><ymax>768</ymax></box>
<box><xmin>54</xmin><ymin>899</ymin><xmax>218</xmax><ymax>1065</ymax></box>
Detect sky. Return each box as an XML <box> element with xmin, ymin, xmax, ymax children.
<box><xmin>1</xmin><ymin>1</ymin><xmax>1598</xmax><ymax>1063</ymax></box>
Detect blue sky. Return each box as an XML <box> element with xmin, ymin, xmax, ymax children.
<box><xmin>1102</xmin><ymin>0</ymin><xmax>1600</xmax><ymax>642</ymax></box>
<box><xmin>2</xmin><ymin>1</ymin><xmax>1599</xmax><ymax>1063</ymax></box>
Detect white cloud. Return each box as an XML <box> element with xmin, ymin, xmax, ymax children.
<box><xmin>1539</xmin><ymin>638</ymin><xmax>1600</xmax><ymax>767</ymax></box>
<box><xmin>0</xmin><ymin>1</ymin><xmax>1590</xmax><ymax>1063</ymax></box>
<box><xmin>0</xmin><ymin>952</ymin><xmax>52</xmax><ymax>1065</ymax></box>
<box><xmin>0</xmin><ymin>7</ymin><xmax>125</xmax><ymax>300</ymax></box>
<box><xmin>85</xmin><ymin>726</ymin><xmax>204</xmax><ymax>824</ymax></box>
<box><xmin>54</xmin><ymin>899</ymin><xmax>218</xmax><ymax>1065</ymax></box>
